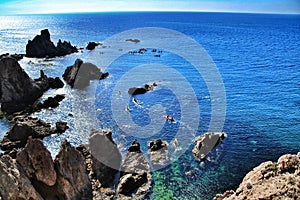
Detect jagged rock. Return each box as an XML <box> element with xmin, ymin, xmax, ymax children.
<box><xmin>117</xmin><ymin>140</ymin><xmax>152</xmax><ymax>199</ymax></box>
<box><xmin>55</xmin><ymin>121</ymin><xmax>69</xmax><ymax>134</ymax></box>
<box><xmin>214</xmin><ymin>153</ymin><xmax>300</xmax><ymax>200</ymax></box>
<box><xmin>26</xmin><ymin>29</ymin><xmax>77</xmax><ymax>58</ymax></box>
<box><xmin>37</xmin><ymin>94</ymin><xmax>65</xmax><ymax>109</ymax></box>
<box><xmin>192</xmin><ymin>132</ymin><xmax>226</xmax><ymax>160</ymax></box>
<box><xmin>0</xmin><ymin>57</ymin><xmax>44</xmax><ymax>114</ymax></box>
<box><xmin>0</xmin><ymin>117</ymin><xmax>68</xmax><ymax>152</ymax></box>
<box><xmin>16</xmin><ymin>137</ymin><xmax>57</xmax><ymax>186</ymax></box>
<box><xmin>0</xmin><ymin>53</ymin><xmax>24</xmax><ymax>61</ymax></box>
<box><xmin>148</xmin><ymin>139</ymin><xmax>169</xmax><ymax>167</ymax></box>
<box><xmin>62</xmin><ymin>58</ymin><xmax>109</xmax><ymax>89</ymax></box>
<box><xmin>48</xmin><ymin>77</ymin><xmax>64</xmax><ymax>89</ymax></box>
<box><xmin>89</xmin><ymin>129</ymin><xmax>122</xmax><ymax>187</ymax></box>
<box><xmin>53</xmin><ymin>141</ymin><xmax>93</xmax><ymax>200</ymax></box>
<box><xmin>0</xmin><ymin>155</ymin><xmax>43</xmax><ymax>200</ymax></box>
<box><xmin>128</xmin><ymin>83</ymin><xmax>157</xmax><ymax>95</ymax></box>
<box><xmin>86</xmin><ymin>42</ymin><xmax>100</xmax><ymax>50</ymax></box>
<box><xmin>0</xmin><ymin>57</ymin><xmax>65</xmax><ymax>114</ymax></box>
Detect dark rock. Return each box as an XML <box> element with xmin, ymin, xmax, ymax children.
<box><xmin>48</xmin><ymin>77</ymin><xmax>64</xmax><ymax>89</ymax></box>
<box><xmin>55</xmin><ymin>121</ymin><xmax>69</xmax><ymax>134</ymax></box>
<box><xmin>62</xmin><ymin>58</ymin><xmax>108</xmax><ymax>89</ymax></box>
<box><xmin>16</xmin><ymin>137</ymin><xmax>57</xmax><ymax>186</ymax></box>
<box><xmin>117</xmin><ymin>140</ymin><xmax>152</xmax><ymax>199</ymax></box>
<box><xmin>26</xmin><ymin>29</ymin><xmax>77</xmax><ymax>58</ymax></box>
<box><xmin>0</xmin><ymin>117</ymin><xmax>64</xmax><ymax>152</ymax></box>
<box><xmin>192</xmin><ymin>132</ymin><xmax>227</xmax><ymax>160</ymax></box>
<box><xmin>54</xmin><ymin>141</ymin><xmax>93</xmax><ymax>200</ymax></box>
<box><xmin>117</xmin><ymin>172</ymin><xmax>148</xmax><ymax>196</ymax></box>
<box><xmin>86</xmin><ymin>42</ymin><xmax>100</xmax><ymax>50</ymax></box>
<box><xmin>89</xmin><ymin>129</ymin><xmax>122</xmax><ymax>187</ymax></box>
<box><xmin>128</xmin><ymin>83</ymin><xmax>157</xmax><ymax>95</ymax></box>
<box><xmin>148</xmin><ymin>139</ymin><xmax>169</xmax><ymax>167</ymax></box>
<box><xmin>37</xmin><ymin>94</ymin><xmax>65</xmax><ymax>110</ymax></box>
<box><xmin>0</xmin><ymin>155</ymin><xmax>43</xmax><ymax>200</ymax></box>
<box><xmin>0</xmin><ymin>53</ymin><xmax>24</xmax><ymax>61</ymax></box>
<box><xmin>0</xmin><ymin>58</ymin><xmax>44</xmax><ymax>114</ymax></box>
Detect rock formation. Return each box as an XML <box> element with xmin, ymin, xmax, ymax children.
<box><xmin>192</xmin><ymin>132</ymin><xmax>226</xmax><ymax>160</ymax></box>
<box><xmin>128</xmin><ymin>82</ymin><xmax>157</xmax><ymax>96</ymax></box>
<box><xmin>214</xmin><ymin>153</ymin><xmax>300</xmax><ymax>200</ymax></box>
<box><xmin>62</xmin><ymin>58</ymin><xmax>109</xmax><ymax>89</ymax></box>
<box><xmin>86</xmin><ymin>42</ymin><xmax>101</xmax><ymax>50</ymax></box>
<box><xmin>26</xmin><ymin>29</ymin><xmax>77</xmax><ymax>58</ymax></box>
<box><xmin>0</xmin><ymin>57</ymin><xmax>64</xmax><ymax>114</ymax></box>
<box><xmin>0</xmin><ymin>116</ymin><xmax>68</xmax><ymax>152</ymax></box>
<box><xmin>117</xmin><ymin>140</ymin><xmax>152</xmax><ymax>199</ymax></box>
<box><xmin>148</xmin><ymin>139</ymin><xmax>169</xmax><ymax>168</ymax></box>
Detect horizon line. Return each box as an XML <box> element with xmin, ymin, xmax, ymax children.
<box><xmin>1</xmin><ymin>10</ymin><xmax>300</xmax><ymax>16</ymax></box>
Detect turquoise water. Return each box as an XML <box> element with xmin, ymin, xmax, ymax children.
<box><xmin>0</xmin><ymin>12</ymin><xmax>299</xmax><ymax>199</ymax></box>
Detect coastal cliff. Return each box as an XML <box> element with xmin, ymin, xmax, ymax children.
<box><xmin>214</xmin><ymin>153</ymin><xmax>300</xmax><ymax>200</ymax></box>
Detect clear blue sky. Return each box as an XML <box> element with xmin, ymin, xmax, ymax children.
<box><xmin>0</xmin><ymin>0</ymin><xmax>299</xmax><ymax>15</ymax></box>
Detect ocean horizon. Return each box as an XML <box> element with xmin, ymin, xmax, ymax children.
<box><xmin>0</xmin><ymin>12</ymin><xmax>299</xmax><ymax>199</ymax></box>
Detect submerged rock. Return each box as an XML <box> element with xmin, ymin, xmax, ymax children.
<box><xmin>0</xmin><ymin>155</ymin><xmax>43</xmax><ymax>200</ymax></box>
<box><xmin>192</xmin><ymin>132</ymin><xmax>226</xmax><ymax>160</ymax></box>
<box><xmin>214</xmin><ymin>153</ymin><xmax>300</xmax><ymax>200</ymax></box>
<box><xmin>117</xmin><ymin>140</ymin><xmax>152</xmax><ymax>199</ymax></box>
<box><xmin>26</xmin><ymin>29</ymin><xmax>77</xmax><ymax>58</ymax></box>
<box><xmin>62</xmin><ymin>58</ymin><xmax>109</xmax><ymax>89</ymax></box>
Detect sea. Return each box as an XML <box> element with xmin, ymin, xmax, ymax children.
<box><xmin>0</xmin><ymin>12</ymin><xmax>299</xmax><ymax>199</ymax></box>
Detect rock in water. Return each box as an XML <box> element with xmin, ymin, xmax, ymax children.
<box><xmin>0</xmin><ymin>117</ymin><xmax>68</xmax><ymax>152</ymax></box>
<box><xmin>0</xmin><ymin>155</ymin><xmax>43</xmax><ymax>200</ymax></box>
<box><xmin>128</xmin><ymin>83</ymin><xmax>157</xmax><ymax>96</ymax></box>
<box><xmin>192</xmin><ymin>132</ymin><xmax>226</xmax><ymax>160</ymax></box>
<box><xmin>0</xmin><ymin>57</ymin><xmax>43</xmax><ymax>114</ymax></box>
<box><xmin>117</xmin><ymin>140</ymin><xmax>152</xmax><ymax>199</ymax></box>
<box><xmin>16</xmin><ymin>137</ymin><xmax>57</xmax><ymax>186</ymax></box>
<box><xmin>86</xmin><ymin>42</ymin><xmax>100</xmax><ymax>50</ymax></box>
<box><xmin>88</xmin><ymin>129</ymin><xmax>122</xmax><ymax>187</ymax></box>
<box><xmin>214</xmin><ymin>153</ymin><xmax>300</xmax><ymax>200</ymax></box>
<box><xmin>62</xmin><ymin>58</ymin><xmax>109</xmax><ymax>89</ymax></box>
<box><xmin>148</xmin><ymin>139</ymin><xmax>169</xmax><ymax>168</ymax></box>
<box><xmin>26</xmin><ymin>29</ymin><xmax>77</xmax><ymax>58</ymax></box>
<box><xmin>54</xmin><ymin>141</ymin><xmax>93</xmax><ymax>200</ymax></box>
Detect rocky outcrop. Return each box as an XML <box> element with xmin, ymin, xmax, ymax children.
<box><xmin>117</xmin><ymin>140</ymin><xmax>152</xmax><ymax>199</ymax></box>
<box><xmin>26</xmin><ymin>29</ymin><xmax>77</xmax><ymax>58</ymax></box>
<box><xmin>62</xmin><ymin>59</ymin><xmax>109</xmax><ymax>89</ymax></box>
<box><xmin>0</xmin><ymin>117</ymin><xmax>68</xmax><ymax>152</ymax></box>
<box><xmin>37</xmin><ymin>94</ymin><xmax>65</xmax><ymax>109</ymax></box>
<box><xmin>16</xmin><ymin>137</ymin><xmax>57</xmax><ymax>186</ymax></box>
<box><xmin>0</xmin><ymin>57</ymin><xmax>64</xmax><ymax>114</ymax></box>
<box><xmin>86</xmin><ymin>42</ymin><xmax>101</xmax><ymax>50</ymax></box>
<box><xmin>53</xmin><ymin>141</ymin><xmax>93</xmax><ymax>200</ymax></box>
<box><xmin>214</xmin><ymin>153</ymin><xmax>300</xmax><ymax>200</ymax></box>
<box><xmin>128</xmin><ymin>82</ymin><xmax>157</xmax><ymax>96</ymax></box>
<box><xmin>192</xmin><ymin>132</ymin><xmax>226</xmax><ymax>160</ymax></box>
<box><xmin>0</xmin><ymin>53</ymin><xmax>24</xmax><ymax>61</ymax></box>
<box><xmin>148</xmin><ymin>139</ymin><xmax>169</xmax><ymax>168</ymax></box>
<box><xmin>0</xmin><ymin>155</ymin><xmax>44</xmax><ymax>200</ymax></box>
<box><xmin>88</xmin><ymin>129</ymin><xmax>122</xmax><ymax>187</ymax></box>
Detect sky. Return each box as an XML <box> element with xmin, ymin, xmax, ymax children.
<box><xmin>0</xmin><ymin>0</ymin><xmax>299</xmax><ymax>15</ymax></box>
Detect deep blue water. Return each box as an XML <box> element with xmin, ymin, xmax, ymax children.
<box><xmin>0</xmin><ymin>12</ymin><xmax>300</xmax><ymax>199</ymax></box>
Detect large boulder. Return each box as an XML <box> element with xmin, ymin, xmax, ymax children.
<box><xmin>192</xmin><ymin>132</ymin><xmax>227</xmax><ymax>160</ymax></box>
<box><xmin>117</xmin><ymin>140</ymin><xmax>152</xmax><ymax>199</ymax></box>
<box><xmin>26</xmin><ymin>29</ymin><xmax>77</xmax><ymax>58</ymax></box>
<box><xmin>62</xmin><ymin>58</ymin><xmax>109</xmax><ymax>89</ymax></box>
<box><xmin>53</xmin><ymin>141</ymin><xmax>93</xmax><ymax>200</ymax></box>
<box><xmin>214</xmin><ymin>153</ymin><xmax>300</xmax><ymax>200</ymax></box>
<box><xmin>88</xmin><ymin>129</ymin><xmax>122</xmax><ymax>187</ymax></box>
<box><xmin>0</xmin><ymin>155</ymin><xmax>43</xmax><ymax>200</ymax></box>
<box><xmin>128</xmin><ymin>83</ymin><xmax>157</xmax><ymax>96</ymax></box>
<box><xmin>16</xmin><ymin>137</ymin><xmax>57</xmax><ymax>186</ymax></box>
<box><xmin>0</xmin><ymin>57</ymin><xmax>65</xmax><ymax>114</ymax></box>
<box><xmin>0</xmin><ymin>117</ymin><xmax>68</xmax><ymax>152</ymax></box>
